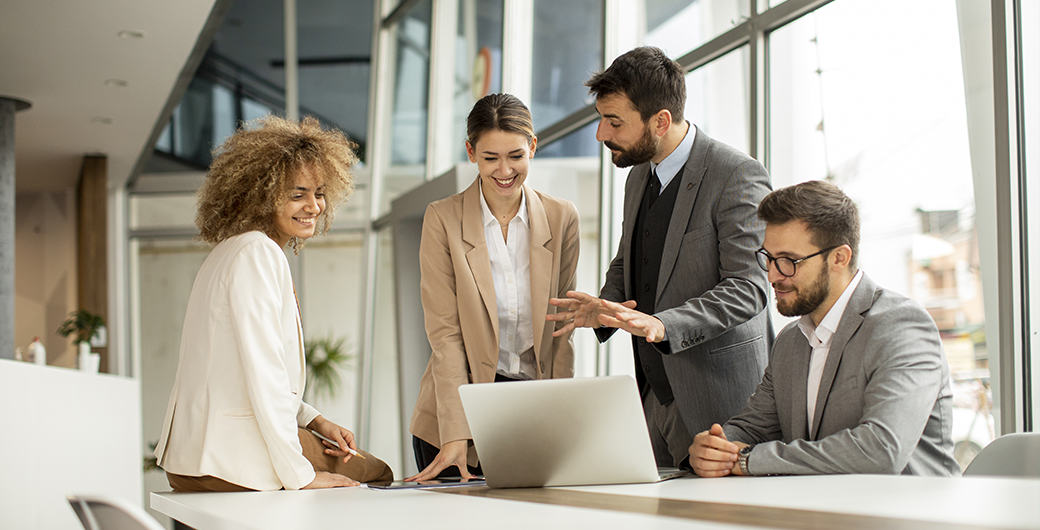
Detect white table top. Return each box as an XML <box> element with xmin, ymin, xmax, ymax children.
<box><xmin>151</xmin><ymin>475</ymin><xmax>1039</xmax><ymax>530</ymax></box>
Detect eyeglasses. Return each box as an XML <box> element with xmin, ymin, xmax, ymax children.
<box><xmin>755</xmin><ymin>247</ymin><xmax>838</xmax><ymax>277</ymax></box>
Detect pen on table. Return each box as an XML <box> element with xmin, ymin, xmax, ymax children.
<box><xmin>310</xmin><ymin>430</ymin><xmax>366</xmax><ymax>459</ymax></box>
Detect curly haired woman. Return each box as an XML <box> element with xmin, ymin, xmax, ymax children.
<box><xmin>154</xmin><ymin>115</ymin><xmax>393</xmax><ymax>491</ymax></box>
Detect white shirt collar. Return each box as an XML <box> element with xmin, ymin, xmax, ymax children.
<box><xmin>650</xmin><ymin>121</ymin><xmax>696</xmax><ymax>190</ymax></box>
<box><xmin>798</xmin><ymin>269</ymin><xmax>864</xmax><ymax>346</ymax></box>
<box><xmin>479</xmin><ymin>179</ymin><xmax>528</xmax><ymax>228</ymax></box>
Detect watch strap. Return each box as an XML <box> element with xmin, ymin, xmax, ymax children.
<box><xmin>737</xmin><ymin>445</ymin><xmax>753</xmax><ymax>476</ymax></box>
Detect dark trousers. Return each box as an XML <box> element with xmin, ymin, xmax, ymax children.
<box><xmin>412</xmin><ymin>436</ymin><xmax>483</xmax><ymax>478</ymax></box>
<box><xmin>412</xmin><ymin>372</ymin><xmax>524</xmax><ymax>477</ymax></box>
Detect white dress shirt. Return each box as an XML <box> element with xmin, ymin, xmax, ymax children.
<box><xmin>798</xmin><ymin>269</ymin><xmax>864</xmax><ymax>429</ymax></box>
<box><xmin>479</xmin><ymin>181</ymin><xmax>536</xmax><ymax>380</ymax></box>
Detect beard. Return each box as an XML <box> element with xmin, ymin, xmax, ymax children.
<box><xmin>775</xmin><ymin>265</ymin><xmax>830</xmax><ymax>317</ymax></box>
<box><xmin>604</xmin><ymin>123</ymin><xmax>658</xmax><ymax>168</ymax></box>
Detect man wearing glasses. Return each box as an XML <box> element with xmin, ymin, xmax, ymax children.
<box><xmin>689</xmin><ymin>180</ymin><xmax>959</xmax><ymax>477</ymax></box>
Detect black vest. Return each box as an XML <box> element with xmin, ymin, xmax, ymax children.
<box><xmin>630</xmin><ymin>171</ymin><xmax>681</xmax><ymax>405</ymax></box>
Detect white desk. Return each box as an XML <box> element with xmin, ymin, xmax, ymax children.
<box><xmin>152</xmin><ymin>475</ymin><xmax>1039</xmax><ymax>530</ymax></box>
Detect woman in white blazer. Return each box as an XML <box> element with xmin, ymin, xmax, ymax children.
<box><xmin>154</xmin><ymin>115</ymin><xmax>392</xmax><ymax>492</ymax></box>
<box><xmin>406</xmin><ymin>94</ymin><xmax>580</xmax><ymax>481</ymax></box>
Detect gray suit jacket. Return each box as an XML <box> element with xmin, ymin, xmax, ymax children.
<box><xmin>597</xmin><ymin>126</ymin><xmax>772</xmax><ymax>436</ymax></box>
<box><xmin>724</xmin><ymin>273</ymin><xmax>960</xmax><ymax>476</ymax></box>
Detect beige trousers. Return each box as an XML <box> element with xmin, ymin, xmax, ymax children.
<box><xmin>166</xmin><ymin>428</ymin><xmax>394</xmax><ymax>492</ymax></box>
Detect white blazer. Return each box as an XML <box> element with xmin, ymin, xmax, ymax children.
<box><xmin>154</xmin><ymin>231</ymin><xmax>320</xmax><ymax>491</ymax></box>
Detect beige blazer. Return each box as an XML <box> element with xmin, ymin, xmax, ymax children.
<box><xmin>153</xmin><ymin>231</ymin><xmax>320</xmax><ymax>491</ymax></box>
<box><xmin>409</xmin><ymin>178</ymin><xmax>580</xmax><ymax>465</ymax></box>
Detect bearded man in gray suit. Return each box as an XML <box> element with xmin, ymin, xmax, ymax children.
<box><xmin>549</xmin><ymin>46</ymin><xmax>772</xmax><ymax>467</ymax></box>
<box><xmin>690</xmin><ymin>180</ymin><xmax>959</xmax><ymax>477</ymax></box>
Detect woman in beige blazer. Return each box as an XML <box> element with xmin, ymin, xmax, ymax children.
<box><xmin>406</xmin><ymin>94</ymin><xmax>580</xmax><ymax>481</ymax></box>
<box><xmin>154</xmin><ymin>115</ymin><xmax>392</xmax><ymax>492</ymax></box>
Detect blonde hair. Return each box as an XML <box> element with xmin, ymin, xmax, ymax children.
<box><xmin>195</xmin><ymin>115</ymin><xmax>358</xmax><ymax>252</ymax></box>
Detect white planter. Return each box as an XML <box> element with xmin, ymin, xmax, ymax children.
<box><xmin>78</xmin><ymin>343</ymin><xmax>99</xmax><ymax>373</ymax></box>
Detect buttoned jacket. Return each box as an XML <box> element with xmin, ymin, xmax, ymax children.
<box><xmin>154</xmin><ymin>231</ymin><xmax>320</xmax><ymax>490</ymax></box>
<box><xmin>596</xmin><ymin>126</ymin><xmax>773</xmax><ymax>435</ymax></box>
<box><xmin>410</xmin><ymin>178</ymin><xmax>580</xmax><ymax>465</ymax></box>
<box><xmin>725</xmin><ymin>274</ymin><xmax>960</xmax><ymax>476</ymax></box>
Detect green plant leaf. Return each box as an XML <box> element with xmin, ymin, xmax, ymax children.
<box><xmin>304</xmin><ymin>334</ymin><xmax>354</xmax><ymax>401</ymax></box>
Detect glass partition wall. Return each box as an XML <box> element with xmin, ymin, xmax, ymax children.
<box><xmin>130</xmin><ymin>0</ymin><xmax>1034</xmax><ymax>491</ymax></box>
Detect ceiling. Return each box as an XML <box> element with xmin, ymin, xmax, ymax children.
<box><xmin>0</xmin><ymin>0</ymin><xmax>220</xmax><ymax>193</ymax></box>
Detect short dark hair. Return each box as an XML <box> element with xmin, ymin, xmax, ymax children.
<box><xmin>466</xmin><ymin>93</ymin><xmax>535</xmax><ymax>150</ymax></box>
<box><xmin>585</xmin><ymin>46</ymin><xmax>686</xmax><ymax>124</ymax></box>
<box><xmin>757</xmin><ymin>180</ymin><xmax>861</xmax><ymax>269</ymax></box>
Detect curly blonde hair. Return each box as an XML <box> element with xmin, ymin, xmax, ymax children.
<box><xmin>195</xmin><ymin>115</ymin><xmax>357</xmax><ymax>252</ymax></box>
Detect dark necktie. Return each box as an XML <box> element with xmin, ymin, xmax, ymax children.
<box><xmin>648</xmin><ymin>168</ymin><xmax>662</xmax><ymax>209</ymax></box>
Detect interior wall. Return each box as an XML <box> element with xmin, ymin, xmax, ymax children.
<box><xmin>14</xmin><ymin>190</ymin><xmax>78</xmax><ymax>367</ymax></box>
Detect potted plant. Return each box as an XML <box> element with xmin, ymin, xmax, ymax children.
<box><xmin>57</xmin><ymin>309</ymin><xmax>105</xmax><ymax>372</ymax></box>
<box><xmin>304</xmin><ymin>334</ymin><xmax>354</xmax><ymax>401</ymax></box>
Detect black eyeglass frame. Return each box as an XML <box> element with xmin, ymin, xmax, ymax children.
<box><xmin>755</xmin><ymin>246</ymin><xmax>839</xmax><ymax>277</ymax></box>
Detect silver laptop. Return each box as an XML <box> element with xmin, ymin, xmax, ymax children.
<box><xmin>458</xmin><ymin>375</ymin><xmax>687</xmax><ymax>488</ymax></box>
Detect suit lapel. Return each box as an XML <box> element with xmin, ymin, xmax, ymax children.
<box><xmin>791</xmin><ymin>338</ymin><xmax>812</xmax><ymax>441</ymax></box>
<box><xmin>656</xmin><ymin>126</ymin><xmax>707</xmax><ymax>303</ymax></box>
<box><xmin>526</xmin><ymin>187</ymin><xmax>552</xmax><ymax>371</ymax></box>
<box><xmin>810</xmin><ymin>274</ymin><xmax>874</xmax><ymax>439</ymax></box>
<box><xmin>462</xmin><ymin>178</ymin><xmax>500</xmax><ymax>345</ymax></box>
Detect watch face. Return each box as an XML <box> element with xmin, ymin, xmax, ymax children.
<box><xmin>740</xmin><ymin>445</ymin><xmax>753</xmax><ymax>455</ymax></box>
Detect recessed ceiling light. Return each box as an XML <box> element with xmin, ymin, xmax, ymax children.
<box><xmin>104</xmin><ymin>79</ymin><xmax>128</xmax><ymax>88</ymax></box>
<box><xmin>91</xmin><ymin>117</ymin><xmax>114</xmax><ymax>124</ymax></box>
<box><xmin>118</xmin><ymin>30</ymin><xmax>145</xmax><ymax>39</ymax></box>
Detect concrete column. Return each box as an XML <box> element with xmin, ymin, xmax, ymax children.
<box><xmin>0</xmin><ymin>96</ymin><xmax>31</xmax><ymax>359</ymax></box>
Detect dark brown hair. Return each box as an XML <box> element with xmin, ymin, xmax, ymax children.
<box><xmin>195</xmin><ymin>115</ymin><xmax>357</xmax><ymax>253</ymax></box>
<box><xmin>757</xmin><ymin>180</ymin><xmax>861</xmax><ymax>269</ymax></box>
<box><xmin>466</xmin><ymin>93</ymin><xmax>535</xmax><ymax>150</ymax></box>
<box><xmin>586</xmin><ymin>46</ymin><xmax>686</xmax><ymax>124</ymax></box>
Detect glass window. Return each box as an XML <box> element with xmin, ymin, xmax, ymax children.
<box><xmin>454</xmin><ymin>0</ymin><xmax>504</xmax><ymax>163</ymax></box>
<box><xmin>297</xmin><ymin>0</ymin><xmax>373</xmax><ymax>155</ymax></box>
<box><xmin>529</xmin><ymin>121</ymin><xmax>601</xmax><ymax>377</ymax></box>
<box><xmin>645</xmin><ymin>0</ymin><xmax>749</xmax><ymax>59</ymax></box>
<box><xmin>538</xmin><ymin>120</ymin><xmax>600</xmax><ymax>160</ymax></box>
<box><xmin>389</xmin><ymin>0</ymin><xmax>432</xmax><ymax>167</ymax></box>
<box><xmin>1022</xmin><ymin>0</ymin><xmax>1039</xmax><ymax>428</ymax></box>
<box><xmin>531</xmin><ymin>0</ymin><xmax>603</xmax><ymax>130</ymax></box>
<box><xmin>685</xmin><ymin>45</ymin><xmax>749</xmax><ymax>155</ymax></box>
<box><xmin>367</xmin><ymin>228</ymin><xmax>403</xmax><ymax>475</ymax></box>
<box><xmin>381</xmin><ymin>0</ymin><xmax>433</xmax><ymax>217</ymax></box>
<box><xmin>769</xmin><ymin>0</ymin><xmax>992</xmax><ymax>469</ymax></box>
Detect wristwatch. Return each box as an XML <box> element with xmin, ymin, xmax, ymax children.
<box><xmin>737</xmin><ymin>445</ymin><xmax>754</xmax><ymax>476</ymax></box>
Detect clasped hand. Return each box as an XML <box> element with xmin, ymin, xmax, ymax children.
<box><xmin>688</xmin><ymin>424</ymin><xmax>747</xmax><ymax>477</ymax></box>
<box><xmin>547</xmin><ymin>290</ymin><xmax>666</xmax><ymax>342</ymax></box>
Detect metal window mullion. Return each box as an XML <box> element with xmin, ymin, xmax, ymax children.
<box><xmin>502</xmin><ymin>0</ymin><xmax>533</xmax><ymax>104</ymax></box>
<box><xmin>357</xmin><ymin>0</ymin><xmax>399</xmax><ymax>449</ymax></box>
<box><xmin>1011</xmin><ymin>0</ymin><xmax>1033</xmax><ymax>431</ymax></box>
<box><xmin>753</xmin><ymin>0</ymin><xmax>837</xmax><ymax>33</ymax></box>
<box><xmin>284</xmin><ymin>0</ymin><xmax>299</xmax><ymax>121</ymax></box>
<box><xmin>748</xmin><ymin>0</ymin><xmax>767</xmax><ymax>163</ymax></box>
<box><xmin>990</xmin><ymin>0</ymin><xmax>1024</xmax><ymax>434</ymax></box>
<box><xmin>426</xmin><ymin>0</ymin><xmax>459</xmax><ymax>180</ymax></box>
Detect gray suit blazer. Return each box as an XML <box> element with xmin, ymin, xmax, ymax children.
<box><xmin>724</xmin><ymin>273</ymin><xmax>960</xmax><ymax>476</ymax></box>
<box><xmin>597</xmin><ymin>126</ymin><xmax>772</xmax><ymax>436</ymax></box>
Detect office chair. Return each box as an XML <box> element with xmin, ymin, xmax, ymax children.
<box><xmin>67</xmin><ymin>494</ymin><xmax>166</xmax><ymax>530</ymax></box>
<box><xmin>962</xmin><ymin>432</ymin><xmax>1040</xmax><ymax>478</ymax></box>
